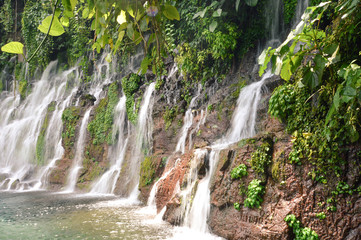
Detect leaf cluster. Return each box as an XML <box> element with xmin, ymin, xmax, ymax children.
<box><xmin>284</xmin><ymin>214</ymin><xmax>319</xmax><ymax>240</ymax></box>
<box><xmin>230</xmin><ymin>164</ymin><xmax>248</xmax><ymax>179</ymax></box>
<box><xmin>244</xmin><ymin>179</ymin><xmax>264</xmax><ymax>209</ymax></box>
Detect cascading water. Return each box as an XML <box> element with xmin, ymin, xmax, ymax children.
<box><xmin>293</xmin><ymin>0</ymin><xmax>310</xmax><ymax>26</ymax></box>
<box><xmin>177</xmin><ymin>72</ymin><xmax>270</xmax><ymax>236</ymax></box>
<box><xmin>126</xmin><ymin>82</ymin><xmax>155</xmax><ymax>199</ymax></box>
<box><xmin>147</xmin><ymin>85</ymin><xmax>206</xmax><ymax>212</ymax></box>
<box><xmin>188</xmin><ymin>109</ymin><xmax>207</xmax><ymax>151</ymax></box>
<box><xmin>90</xmin><ymin>96</ymin><xmax>128</xmax><ymax>194</ymax></box>
<box><xmin>264</xmin><ymin>0</ymin><xmax>283</xmax><ymax>47</ymax></box>
<box><xmin>63</xmin><ymin>108</ymin><xmax>92</xmax><ymax>193</ymax></box>
<box><xmin>177</xmin><ymin>0</ymin><xmax>311</xmax><ymax>234</ymax></box>
<box><xmin>0</xmin><ymin>62</ymin><xmax>80</xmax><ymax>190</ymax></box>
<box><xmin>175</xmin><ymin>84</ymin><xmax>202</xmax><ymax>154</ymax></box>
<box><xmin>32</xmin><ymin>86</ymin><xmax>78</xmax><ymax>190</ymax></box>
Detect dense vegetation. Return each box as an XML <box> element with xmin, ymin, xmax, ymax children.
<box><xmin>0</xmin><ymin>0</ymin><xmax>268</xmax><ymax>100</ymax></box>
<box><xmin>260</xmin><ymin>0</ymin><xmax>361</xmax><ymax>192</ymax></box>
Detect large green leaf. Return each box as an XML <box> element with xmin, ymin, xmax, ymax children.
<box><xmin>163</xmin><ymin>4</ymin><xmax>180</xmax><ymax>20</ymax></box>
<box><xmin>38</xmin><ymin>16</ymin><xmax>65</xmax><ymax>36</ymax></box>
<box><xmin>105</xmin><ymin>53</ymin><xmax>112</xmax><ymax>63</ymax></box>
<box><xmin>82</xmin><ymin>7</ymin><xmax>89</xmax><ymax>19</ymax></box>
<box><xmin>60</xmin><ymin>16</ymin><xmax>69</xmax><ymax>27</ymax></box>
<box><xmin>113</xmin><ymin>31</ymin><xmax>125</xmax><ymax>53</ymax></box>
<box><xmin>117</xmin><ymin>10</ymin><xmax>127</xmax><ymax>25</ymax></box>
<box><xmin>1</xmin><ymin>41</ymin><xmax>24</xmax><ymax>54</ymax></box>
<box><xmin>244</xmin><ymin>0</ymin><xmax>258</xmax><ymax>7</ymax></box>
<box><xmin>212</xmin><ymin>9</ymin><xmax>222</xmax><ymax>17</ymax></box>
<box><xmin>140</xmin><ymin>56</ymin><xmax>151</xmax><ymax>74</ymax></box>
<box><xmin>62</xmin><ymin>0</ymin><xmax>77</xmax><ymax>11</ymax></box>
<box><xmin>280</xmin><ymin>58</ymin><xmax>292</xmax><ymax>81</ymax></box>
<box><xmin>209</xmin><ymin>20</ymin><xmax>218</xmax><ymax>32</ymax></box>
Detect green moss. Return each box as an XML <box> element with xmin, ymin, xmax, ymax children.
<box><xmin>231</xmin><ymin>79</ymin><xmax>246</xmax><ymax>99</ymax></box>
<box><xmin>250</xmin><ymin>140</ymin><xmax>273</xmax><ymax>176</ymax></box>
<box><xmin>271</xmin><ymin>151</ymin><xmax>285</xmax><ymax>182</ymax></box>
<box><xmin>139</xmin><ymin>156</ymin><xmax>157</xmax><ymax>188</ymax></box>
<box><xmin>163</xmin><ymin>106</ymin><xmax>178</xmax><ymax>130</ymax></box>
<box><xmin>78</xmin><ymin>160</ymin><xmax>105</xmax><ymax>187</ymax></box>
<box><xmin>62</xmin><ymin>106</ymin><xmax>81</xmax><ymax>148</ymax></box>
<box><xmin>36</xmin><ymin>102</ymin><xmax>56</xmax><ymax>165</ymax></box>
<box><xmin>18</xmin><ymin>80</ymin><xmax>28</xmax><ymax>100</ymax></box>
<box><xmin>122</xmin><ymin>74</ymin><xmax>142</xmax><ymax>124</ymax></box>
<box><xmin>87</xmin><ymin>82</ymin><xmax>119</xmax><ymax>145</ymax></box>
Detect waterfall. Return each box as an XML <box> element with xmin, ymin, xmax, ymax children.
<box><xmin>32</xmin><ymin>87</ymin><xmax>78</xmax><ymax>190</ymax></box>
<box><xmin>90</xmin><ymin>96</ymin><xmax>128</xmax><ymax>194</ymax></box>
<box><xmin>177</xmin><ymin>71</ymin><xmax>271</xmax><ymax>236</ymax></box>
<box><xmin>147</xmin><ymin>85</ymin><xmax>206</xmax><ymax>212</ymax></box>
<box><xmin>293</xmin><ymin>0</ymin><xmax>310</xmax><ymax>27</ymax></box>
<box><xmin>63</xmin><ymin>108</ymin><xmax>92</xmax><ymax>192</ymax></box>
<box><xmin>127</xmin><ymin>82</ymin><xmax>156</xmax><ymax>198</ymax></box>
<box><xmin>175</xmin><ymin>84</ymin><xmax>202</xmax><ymax>154</ymax></box>
<box><xmin>188</xmin><ymin>109</ymin><xmax>207</xmax><ymax>151</ymax></box>
<box><xmin>265</xmin><ymin>0</ymin><xmax>283</xmax><ymax>47</ymax></box>
<box><xmin>0</xmin><ymin>62</ymin><xmax>80</xmax><ymax>191</ymax></box>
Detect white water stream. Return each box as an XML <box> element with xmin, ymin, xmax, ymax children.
<box><xmin>127</xmin><ymin>82</ymin><xmax>156</xmax><ymax>198</ymax></box>
<box><xmin>178</xmin><ymin>72</ymin><xmax>271</xmax><ymax>236</ymax></box>
<box><xmin>90</xmin><ymin>96</ymin><xmax>128</xmax><ymax>194</ymax></box>
<box><xmin>63</xmin><ymin>108</ymin><xmax>92</xmax><ymax>193</ymax></box>
<box><xmin>147</xmin><ymin>84</ymin><xmax>206</xmax><ymax>213</ymax></box>
<box><xmin>0</xmin><ymin>62</ymin><xmax>80</xmax><ymax>191</ymax></box>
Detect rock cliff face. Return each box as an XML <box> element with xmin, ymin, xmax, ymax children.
<box><xmin>137</xmin><ymin>55</ymin><xmax>361</xmax><ymax>239</ymax></box>
<box><xmin>47</xmin><ymin>49</ymin><xmax>361</xmax><ymax>239</ymax></box>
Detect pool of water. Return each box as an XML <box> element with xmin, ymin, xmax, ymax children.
<box><xmin>0</xmin><ymin>191</ymin><xmax>172</xmax><ymax>240</ymax></box>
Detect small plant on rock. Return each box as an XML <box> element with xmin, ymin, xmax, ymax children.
<box><xmin>284</xmin><ymin>214</ymin><xmax>319</xmax><ymax>240</ymax></box>
<box><xmin>244</xmin><ymin>179</ymin><xmax>264</xmax><ymax>209</ymax></box>
<box><xmin>230</xmin><ymin>164</ymin><xmax>248</xmax><ymax>179</ymax></box>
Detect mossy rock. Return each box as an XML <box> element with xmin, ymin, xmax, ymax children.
<box><xmin>36</xmin><ymin>101</ymin><xmax>57</xmax><ymax>165</ymax></box>
<box><xmin>61</xmin><ymin>106</ymin><xmax>81</xmax><ymax>149</ymax></box>
<box><xmin>139</xmin><ymin>156</ymin><xmax>157</xmax><ymax>188</ymax></box>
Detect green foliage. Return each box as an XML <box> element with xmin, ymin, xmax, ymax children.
<box><xmin>122</xmin><ymin>74</ymin><xmax>142</xmax><ymax>124</ymax></box>
<box><xmin>172</xmin><ymin>0</ymin><xmax>264</xmax><ymax>85</ymax></box>
<box><xmin>230</xmin><ymin>164</ymin><xmax>248</xmax><ymax>179</ymax></box>
<box><xmin>62</xmin><ymin>106</ymin><xmax>80</xmax><ymax>147</ymax></box>
<box><xmin>231</xmin><ymin>80</ymin><xmax>246</xmax><ymax>99</ymax></box>
<box><xmin>283</xmin><ymin>0</ymin><xmax>298</xmax><ymax>24</ymax></box>
<box><xmin>326</xmin><ymin>62</ymin><xmax>361</xmax><ymax>142</ymax></box>
<box><xmin>262</xmin><ymin>1</ymin><xmax>361</xmax><ymax>181</ymax></box>
<box><xmin>284</xmin><ymin>214</ymin><xmax>319</xmax><ymax>240</ymax></box>
<box><xmin>316</xmin><ymin>212</ymin><xmax>326</xmax><ymax>220</ymax></box>
<box><xmin>22</xmin><ymin>0</ymin><xmax>54</xmax><ymax>75</ymax></box>
<box><xmin>0</xmin><ymin>0</ymin><xmax>14</xmax><ymax>35</ymax></box>
<box><xmin>36</xmin><ymin>102</ymin><xmax>56</xmax><ymax>165</ymax></box>
<box><xmin>87</xmin><ymin>82</ymin><xmax>119</xmax><ymax>145</ymax></box>
<box><xmin>244</xmin><ymin>179</ymin><xmax>264</xmax><ymax>209</ymax></box>
<box><xmin>163</xmin><ymin>106</ymin><xmax>178</xmax><ymax>130</ymax></box>
<box><xmin>1</xmin><ymin>42</ymin><xmax>24</xmax><ymax>55</ymax></box>
<box><xmin>38</xmin><ymin>15</ymin><xmax>65</xmax><ymax>36</ymax></box>
<box><xmin>234</xmin><ymin>202</ymin><xmax>241</xmax><ymax>211</ymax></box>
<box><xmin>331</xmin><ymin>181</ymin><xmax>359</xmax><ymax>196</ymax></box>
<box><xmin>250</xmin><ymin>142</ymin><xmax>272</xmax><ymax>175</ymax></box>
<box><xmin>268</xmin><ymin>84</ymin><xmax>295</xmax><ymax>121</ymax></box>
<box><xmin>18</xmin><ymin>80</ymin><xmax>28</xmax><ymax>100</ymax></box>
<box><xmin>139</xmin><ymin>156</ymin><xmax>157</xmax><ymax>187</ymax></box>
